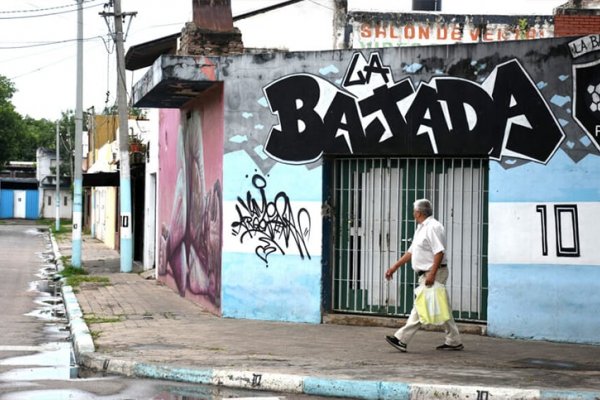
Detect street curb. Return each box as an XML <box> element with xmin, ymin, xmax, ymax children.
<box><xmin>75</xmin><ymin>353</ymin><xmax>600</xmax><ymax>400</ymax></box>
<box><xmin>62</xmin><ymin>285</ymin><xmax>95</xmax><ymax>356</ymax></box>
<box><xmin>50</xmin><ymin>233</ymin><xmax>64</xmax><ymax>272</ymax></box>
<box><xmin>49</xmin><ymin>233</ymin><xmax>600</xmax><ymax>400</ymax></box>
<box><xmin>49</xmin><ymin>232</ymin><xmax>96</xmax><ymax>358</ymax></box>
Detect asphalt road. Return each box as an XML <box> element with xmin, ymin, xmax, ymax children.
<box><xmin>0</xmin><ymin>223</ymin><xmax>52</xmax><ymax>347</ymax></box>
<box><xmin>0</xmin><ymin>222</ymin><xmax>330</xmax><ymax>400</ymax></box>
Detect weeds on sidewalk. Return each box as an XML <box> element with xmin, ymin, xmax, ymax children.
<box><xmin>89</xmin><ymin>330</ymin><xmax>101</xmax><ymax>342</ymax></box>
<box><xmin>38</xmin><ymin>218</ymin><xmax>72</xmax><ymax>240</ymax></box>
<box><xmin>85</xmin><ymin>315</ymin><xmax>122</xmax><ymax>348</ymax></box>
<box><xmin>84</xmin><ymin>314</ymin><xmax>123</xmax><ymax>324</ymax></box>
<box><xmin>60</xmin><ymin>256</ymin><xmax>110</xmax><ymax>290</ymax></box>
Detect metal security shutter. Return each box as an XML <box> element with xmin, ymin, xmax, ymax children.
<box><xmin>331</xmin><ymin>157</ymin><xmax>488</xmax><ymax>322</ymax></box>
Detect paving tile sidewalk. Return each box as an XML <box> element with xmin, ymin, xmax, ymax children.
<box><xmin>55</xmin><ymin>234</ymin><xmax>600</xmax><ymax>399</ymax></box>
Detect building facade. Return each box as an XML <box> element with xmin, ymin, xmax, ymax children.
<box><xmin>0</xmin><ymin>162</ymin><xmax>39</xmax><ymax>219</ymax></box>
<box><xmin>133</xmin><ymin>33</ymin><xmax>600</xmax><ymax>344</ymax></box>
<box><xmin>36</xmin><ymin>148</ymin><xmax>72</xmax><ymax>220</ymax></box>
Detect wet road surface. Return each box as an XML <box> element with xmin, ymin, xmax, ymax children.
<box><xmin>0</xmin><ymin>223</ymin><xmax>330</xmax><ymax>399</ymax></box>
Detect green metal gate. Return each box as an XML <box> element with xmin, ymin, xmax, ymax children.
<box><xmin>331</xmin><ymin>157</ymin><xmax>488</xmax><ymax>322</ymax></box>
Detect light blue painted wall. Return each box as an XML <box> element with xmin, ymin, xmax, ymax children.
<box><xmin>0</xmin><ymin>190</ymin><xmax>14</xmax><ymax>219</ymax></box>
<box><xmin>223</xmin><ymin>150</ymin><xmax>322</xmax><ymax>202</ymax></box>
<box><xmin>488</xmin><ymin>264</ymin><xmax>600</xmax><ymax>344</ymax></box>
<box><xmin>222</xmin><ymin>252</ymin><xmax>322</xmax><ymax>323</ymax></box>
<box><xmin>489</xmin><ymin>151</ymin><xmax>600</xmax><ymax>343</ymax></box>
<box><xmin>490</xmin><ymin>150</ymin><xmax>600</xmax><ymax>203</ymax></box>
<box><xmin>222</xmin><ymin>151</ymin><xmax>323</xmax><ymax>323</ymax></box>
<box><xmin>25</xmin><ymin>189</ymin><xmax>39</xmax><ymax>219</ymax></box>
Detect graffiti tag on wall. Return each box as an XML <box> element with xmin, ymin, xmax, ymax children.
<box><xmin>262</xmin><ymin>52</ymin><xmax>565</xmax><ymax>165</ymax></box>
<box><xmin>231</xmin><ymin>174</ymin><xmax>311</xmax><ymax>266</ymax></box>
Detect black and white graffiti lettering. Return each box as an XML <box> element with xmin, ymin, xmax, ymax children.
<box><xmin>536</xmin><ymin>204</ymin><xmax>580</xmax><ymax>257</ymax></box>
<box><xmin>231</xmin><ymin>174</ymin><xmax>312</xmax><ymax>266</ymax></box>
<box><xmin>536</xmin><ymin>205</ymin><xmax>549</xmax><ymax>256</ymax></box>
<box><xmin>263</xmin><ymin>52</ymin><xmax>565</xmax><ymax>165</ymax></box>
<box><xmin>554</xmin><ymin>205</ymin><xmax>580</xmax><ymax>257</ymax></box>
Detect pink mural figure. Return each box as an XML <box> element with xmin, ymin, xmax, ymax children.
<box><xmin>159</xmin><ymin>111</ymin><xmax>222</xmax><ymax>312</ymax></box>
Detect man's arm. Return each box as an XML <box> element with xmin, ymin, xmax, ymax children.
<box><xmin>385</xmin><ymin>252</ymin><xmax>412</xmax><ymax>280</ymax></box>
<box><xmin>425</xmin><ymin>251</ymin><xmax>444</xmax><ymax>286</ymax></box>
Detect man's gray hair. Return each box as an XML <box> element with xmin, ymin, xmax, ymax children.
<box><xmin>413</xmin><ymin>198</ymin><xmax>433</xmax><ymax>217</ymax></box>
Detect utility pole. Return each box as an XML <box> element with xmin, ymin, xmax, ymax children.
<box><xmin>72</xmin><ymin>0</ymin><xmax>84</xmax><ymax>268</ymax></box>
<box><xmin>101</xmin><ymin>0</ymin><xmax>137</xmax><ymax>272</ymax></box>
<box><xmin>55</xmin><ymin>120</ymin><xmax>60</xmax><ymax>232</ymax></box>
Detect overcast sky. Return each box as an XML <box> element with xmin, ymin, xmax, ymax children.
<box><xmin>1</xmin><ymin>1</ymin><xmax>301</xmax><ymax>121</ymax></box>
<box><xmin>0</xmin><ymin>0</ymin><xmax>566</xmax><ymax>121</ymax></box>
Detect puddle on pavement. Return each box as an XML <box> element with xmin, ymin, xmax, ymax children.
<box><xmin>0</xmin><ymin>342</ymin><xmax>72</xmax><ymax>367</ymax></box>
<box><xmin>0</xmin><ymin>366</ymin><xmax>75</xmax><ymax>381</ymax></box>
<box><xmin>2</xmin><ymin>241</ymin><xmax>79</xmax><ymax>383</ymax></box>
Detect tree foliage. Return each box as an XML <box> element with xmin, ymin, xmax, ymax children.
<box><xmin>0</xmin><ymin>74</ymin><xmax>75</xmax><ymax>173</ymax></box>
<box><xmin>0</xmin><ymin>75</ymin><xmax>22</xmax><ymax>168</ymax></box>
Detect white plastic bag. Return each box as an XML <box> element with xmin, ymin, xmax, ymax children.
<box><xmin>415</xmin><ymin>281</ymin><xmax>451</xmax><ymax>325</ymax></box>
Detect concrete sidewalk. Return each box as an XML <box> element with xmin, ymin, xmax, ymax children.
<box><xmin>55</xmin><ymin>234</ymin><xmax>600</xmax><ymax>399</ymax></box>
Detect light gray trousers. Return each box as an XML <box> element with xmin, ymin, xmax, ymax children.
<box><xmin>394</xmin><ymin>267</ymin><xmax>462</xmax><ymax>346</ymax></box>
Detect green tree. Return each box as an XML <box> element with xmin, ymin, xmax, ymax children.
<box><xmin>14</xmin><ymin>117</ymin><xmax>56</xmax><ymax>161</ymax></box>
<box><xmin>0</xmin><ymin>74</ymin><xmax>80</xmax><ymax>173</ymax></box>
<box><xmin>0</xmin><ymin>75</ymin><xmax>23</xmax><ymax>167</ymax></box>
<box><xmin>57</xmin><ymin>110</ymin><xmax>76</xmax><ymax>178</ymax></box>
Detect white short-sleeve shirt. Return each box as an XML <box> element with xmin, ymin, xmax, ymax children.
<box><xmin>408</xmin><ymin>216</ymin><xmax>448</xmax><ymax>272</ymax></box>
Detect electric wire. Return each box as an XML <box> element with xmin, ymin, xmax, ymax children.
<box><xmin>0</xmin><ymin>35</ymin><xmax>107</xmax><ymax>50</ymax></box>
<box><xmin>0</xmin><ymin>1</ymin><xmax>102</xmax><ymax>19</ymax></box>
<box><xmin>0</xmin><ymin>0</ymin><xmax>99</xmax><ymax>14</ymax></box>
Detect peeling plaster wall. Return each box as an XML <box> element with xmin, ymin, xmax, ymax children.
<box><xmin>215</xmin><ymin>37</ymin><xmax>600</xmax><ymax>341</ymax></box>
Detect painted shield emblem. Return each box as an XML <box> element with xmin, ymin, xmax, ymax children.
<box><xmin>573</xmin><ymin>59</ymin><xmax>600</xmax><ymax>151</ymax></box>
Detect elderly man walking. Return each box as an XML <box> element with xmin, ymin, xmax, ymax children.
<box><xmin>384</xmin><ymin>198</ymin><xmax>463</xmax><ymax>352</ymax></box>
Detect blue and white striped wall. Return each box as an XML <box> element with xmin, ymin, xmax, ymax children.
<box><xmin>222</xmin><ymin>150</ymin><xmax>323</xmax><ymax>323</ymax></box>
<box><xmin>488</xmin><ymin>150</ymin><xmax>600</xmax><ymax>344</ymax></box>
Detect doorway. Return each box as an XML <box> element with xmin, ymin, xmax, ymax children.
<box><xmin>330</xmin><ymin>157</ymin><xmax>488</xmax><ymax>322</ymax></box>
<box><xmin>13</xmin><ymin>190</ymin><xmax>26</xmax><ymax>219</ymax></box>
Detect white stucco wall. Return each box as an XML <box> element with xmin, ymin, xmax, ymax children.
<box><xmin>141</xmin><ymin>109</ymin><xmax>159</xmax><ymax>271</ymax></box>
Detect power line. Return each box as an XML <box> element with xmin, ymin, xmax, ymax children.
<box><xmin>9</xmin><ymin>55</ymin><xmax>74</xmax><ymax>80</ymax></box>
<box><xmin>0</xmin><ymin>35</ymin><xmax>105</xmax><ymax>50</ymax></box>
<box><xmin>0</xmin><ymin>0</ymin><xmax>98</xmax><ymax>14</ymax></box>
<box><xmin>0</xmin><ymin>2</ymin><xmax>102</xmax><ymax>19</ymax></box>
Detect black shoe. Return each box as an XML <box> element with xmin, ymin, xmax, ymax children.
<box><xmin>385</xmin><ymin>335</ymin><xmax>407</xmax><ymax>352</ymax></box>
<box><xmin>436</xmin><ymin>343</ymin><xmax>464</xmax><ymax>351</ymax></box>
